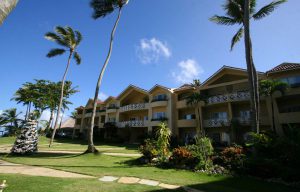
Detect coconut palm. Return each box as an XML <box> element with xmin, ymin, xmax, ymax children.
<box><xmin>259</xmin><ymin>79</ymin><xmax>288</xmax><ymax>133</ymax></box>
<box><xmin>210</xmin><ymin>0</ymin><xmax>286</xmax><ymax>133</ymax></box>
<box><xmin>87</xmin><ymin>0</ymin><xmax>129</xmax><ymax>153</ymax></box>
<box><xmin>0</xmin><ymin>0</ymin><xmax>18</xmax><ymax>26</ymax></box>
<box><xmin>45</xmin><ymin>26</ymin><xmax>82</xmax><ymax>147</ymax></box>
<box><xmin>1</xmin><ymin>108</ymin><xmax>22</xmax><ymax>135</ymax></box>
<box><xmin>186</xmin><ymin>92</ymin><xmax>206</xmax><ymax>137</ymax></box>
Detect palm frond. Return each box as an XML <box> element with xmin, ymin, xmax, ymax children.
<box><xmin>231</xmin><ymin>27</ymin><xmax>244</xmax><ymax>51</ymax></box>
<box><xmin>90</xmin><ymin>0</ymin><xmax>128</xmax><ymax>19</ymax></box>
<box><xmin>0</xmin><ymin>0</ymin><xmax>19</xmax><ymax>26</ymax></box>
<box><xmin>46</xmin><ymin>48</ymin><xmax>66</xmax><ymax>58</ymax></box>
<box><xmin>55</xmin><ymin>26</ymin><xmax>67</xmax><ymax>37</ymax></box>
<box><xmin>253</xmin><ymin>0</ymin><xmax>287</xmax><ymax>20</ymax></box>
<box><xmin>66</xmin><ymin>26</ymin><xmax>76</xmax><ymax>47</ymax></box>
<box><xmin>210</xmin><ymin>15</ymin><xmax>239</xmax><ymax>25</ymax></box>
<box><xmin>45</xmin><ymin>32</ymin><xmax>68</xmax><ymax>47</ymax></box>
<box><xmin>75</xmin><ymin>30</ymin><xmax>82</xmax><ymax>45</ymax></box>
<box><xmin>223</xmin><ymin>0</ymin><xmax>244</xmax><ymax>23</ymax></box>
<box><xmin>73</xmin><ymin>51</ymin><xmax>81</xmax><ymax>64</ymax></box>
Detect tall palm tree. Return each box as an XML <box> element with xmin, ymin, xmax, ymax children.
<box><xmin>0</xmin><ymin>0</ymin><xmax>18</xmax><ymax>26</ymax></box>
<box><xmin>259</xmin><ymin>79</ymin><xmax>288</xmax><ymax>133</ymax></box>
<box><xmin>87</xmin><ymin>0</ymin><xmax>129</xmax><ymax>153</ymax></box>
<box><xmin>186</xmin><ymin>92</ymin><xmax>206</xmax><ymax>137</ymax></box>
<box><xmin>45</xmin><ymin>26</ymin><xmax>82</xmax><ymax>147</ymax></box>
<box><xmin>210</xmin><ymin>0</ymin><xmax>286</xmax><ymax>133</ymax></box>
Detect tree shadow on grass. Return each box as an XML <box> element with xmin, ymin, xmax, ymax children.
<box><xmin>0</xmin><ymin>151</ymin><xmax>93</xmax><ymax>159</ymax></box>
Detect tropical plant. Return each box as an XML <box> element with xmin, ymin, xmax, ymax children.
<box><xmin>0</xmin><ymin>108</ymin><xmax>22</xmax><ymax>135</ymax></box>
<box><xmin>45</xmin><ymin>26</ymin><xmax>82</xmax><ymax>147</ymax></box>
<box><xmin>186</xmin><ymin>137</ymin><xmax>214</xmax><ymax>170</ymax></box>
<box><xmin>156</xmin><ymin>122</ymin><xmax>171</xmax><ymax>160</ymax></box>
<box><xmin>186</xmin><ymin>91</ymin><xmax>206</xmax><ymax>137</ymax></box>
<box><xmin>87</xmin><ymin>0</ymin><xmax>129</xmax><ymax>153</ymax></box>
<box><xmin>139</xmin><ymin>139</ymin><xmax>158</xmax><ymax>162</ymax></box>
<box><xmin>259</xmin><ymin>79</ymin><xmax>288</xmax><ymax>133</ymax></box>
<box><xmin>169</xmin><ymin>147</ymin><xmax>194</xmax><ymax>168</ymax></box>
<box><xmin>210</xmin><ymin>0</ymin><xmax>287</xmax><ymax>133</ymax></box>
<box><xmin>0</xmin><ymin>0</ymin><xmax>18</xmax><ymax>26</ymax></box>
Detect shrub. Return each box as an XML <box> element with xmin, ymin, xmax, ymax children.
<box><xmin>186</xmin><ymin>137</ymin><xmax>214</xmax><ymax>170</ymax></box>
<box><xmin>156</xmin><ymin>122</ymin><xmax>171</xmax><ymax>161</ymax></box>
<box><xmin>217</xmin><ymin>145</ymin><xmax>246</xmax><ymax>172</ymax></box>
<box><xmin>139</xmin><ymin>139</ymin><xmax>158</xmax><ymax>162</ymax></box>
<box><xmin>169</xmin><ymin>147</ymin><xmax>195</xmax><ymax>168</ymax></box>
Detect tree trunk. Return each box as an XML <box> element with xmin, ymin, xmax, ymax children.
<box><xmin>46</xmin><ymin>109</ymin><xmax>54</xmax><ymax>131</ymax></box>
<box><xmin>196</xmin><ymin>105</ymin><xmax>204</xmax><ymax>137</ymax></box>
<box><xmin>86</xmin><ymin>8</ymin><xmax>123</xmax><ymax>153</ymax></box>
<box><xmin>49</xmin><ymin>51</ymin><xmax>73</xmax><ymax>147</ymax></box>
<box><xmin>243</xmin><ymin>0</ymin><xmax>259</xmax><ymax>133</ymax></box>
<box><xmin>271</xmin><ymin>96</ymin><xmax>276</xmax><ymax>133</ymax></box>
<box><xmin>58</xmin><ymin>108</ymin><xmax>65</xmax><ymax>129</ymax></box>
<box><xmin>0</xmin><ymin>0</ymin><xmax>19</xmax><ymax>26</ymax></box>
<box><xmin>25</xmin><ymin>104</ymin><xmax>29</xmax><ymax>121</ymax></box>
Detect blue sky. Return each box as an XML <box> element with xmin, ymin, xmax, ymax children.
<box><xmin>1</xmin><ymin>0</ymin><xmax>300</xmax><ymax>120</ymax></box>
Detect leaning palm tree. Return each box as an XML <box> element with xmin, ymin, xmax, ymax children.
<box><xmin>45</xmin><ymin>26</ymin><xmax>82</xmax><ymax>147</ymax></box>
<box><xmin>259</xmin><ymin>79</ymin><xmax>288</xmax><ymax>133</ymax></box>
<box><xmin>0</xmin><ymin>0</ymin><xmax>18</xmax><ymax>26</ymax></box>
<box><xmin>87</xmin><ymin>0</ymin><xmax>129</xmax><ymax>153</ymax></box>
<box><xmin>210</xmin><ymin>0</ymin><xmax>286</xmax><ymax>133</ymax></box>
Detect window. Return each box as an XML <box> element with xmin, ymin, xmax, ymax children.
<box><xmin>240</xmin><ymin>110</ymin><xmax>250</xmax><ymax>119</ymax></box>
<box><xmin>211</xmin><ymin>112</ymin><xmax>227</xmax><ymax>120</ymax></box>
<box><xmin>280</xmin><ymin>76</ymin><xmax>300</xmax><ymax>88</ymax></box>
<box><xmin>152</xmin><ymin>94</ymin><xmax>167</xmax><ymax>102</ymax></box>
<box><xmin>144</xmin><ymin>116</ymin><xmax>148</xmax><ymax>121</ymax></box>
<box><xmin>185</xmin><ymin>114</ymin><xmax>196</xmax><ymax>120</ymax></box>
<box><xmin>153</xmin><ymin>112</ymin><xmax>166</xmax><ymax>120</ymax></box>
<box><xmin>108</xmin><ymin>117</ymin><xmax>116</xmax><ymax>122</ymax></box>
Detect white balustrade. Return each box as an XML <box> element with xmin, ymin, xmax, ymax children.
<box><xmin>120</xmin><ymin>103</ymin><xmax>148</xmax><ymax>112</ymax></box>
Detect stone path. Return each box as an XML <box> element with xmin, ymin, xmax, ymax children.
<box><xmin>0</xmin><ymin>160</ymin><xmax>95</xmax><ymax>178</ymax></box>
<box><xmin>99</xmin><ymin>176</ymin><xmax>204</xmax><ymax>192</ymax></box>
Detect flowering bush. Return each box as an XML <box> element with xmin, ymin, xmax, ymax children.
<box><xmin>169</xmin><ymin>147</ymin><xmax>195</xmax><ymax>168</ymax></box>
<box><xmin>139</xmin><ymin>139</ymin><xmax>158</xmax><ymax>162</ymax></box>
<box><xmin>216</xmin><ymin>145</ymin><xmax>246</xmax><ymax>171</ymax></box>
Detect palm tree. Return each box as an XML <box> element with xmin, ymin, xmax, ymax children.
<box><xmin>259</xmin><ymin>79</ymin><xmax>288</xmax><ymax>133</ymax></box>
<box><xmin>210</xmin><ymin>0</ymin><xmax>286</xmax><ymax>133</ymax></box>
<box><xmin>186</xmin><ymin>92</ymin><xmax>206</xmax><ymax>137</ymax></box>
<box><xmin>1</xmin><ymin>108</ymin><xmax>22</xmax><ymax>135</ymax></box>
<box><xmin>87</xmin><ymin>0</ymin><xmax>129</xmax><ymax>153</ymax></box>
<box><xmin>45</xmin><ymin>26</ymin><xmax>82</xmax><ymax>147</ymax></box>
<box><xmin>0</xmin><ymin>0</ymin><xmax>18</xmax><ymax>26</ymax></box>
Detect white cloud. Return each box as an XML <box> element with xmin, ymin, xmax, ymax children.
<box><xmin>137</xmin><ymin>38</ymin><xmax>171</xmax><ymax>64</ymax></box>
<box><xmin>171</xmin><ymin>59</ymin><xmax>204</xmax><ymax>84</ymax></box>
<box><xmin>98</xmin><ymin>92</ymin><xmax>108</xmax><ymax>101</ymax></box>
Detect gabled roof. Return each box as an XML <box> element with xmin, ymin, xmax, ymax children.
<box><xmin>173</xmin><ymin>84</ymin><xmax>195</xmax><ymax>92</ymax></box>
<box><xmin>116</xmin><ymin>84</ymin><xmax>148</xmax><ymax>100</ymax></box>
<box><xmin>202</xmin><ymin>65</ymin><xmax>263</xmax><ymax>87</ymax></box>
<box><xmin>75</xmin><ymin>106</ymin><xmax>84</xmax><ymax>110</ymax></box>
<box><xmin>267</xmin><ymin>63</ymin><xmax>300</xmax><ymax>75</ymax></box>
<box><xmin>104</xmin><ymin>96</ymin><xmax>116</xmax><ymax>104</ymax></box>
<box><xmin>148</xmin><ymin>84</ymin><xmax>172</xmax><ymax>93</ymax></box>
<box><xmin>60</xmin><ymin>118</ymin><xmax>75</xmax><ymax>129</ymax></box>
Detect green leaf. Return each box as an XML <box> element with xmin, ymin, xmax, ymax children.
<box><xmin>253</xmin><ymin>0</ymin><xmax>287</xmax><ymax>20</ymax></box>
<box><xmin>210</xmin><ymin>15</ymin><xmax>239</xmax><ymax>26</ymax></box>
<box><xmin>46</xmin><ymin>48</ymin><xmax>66</xmax><ymax>58</ymax></box>
<box><xmin>73</xmin><ymin>51</ymin><xmax>81</xmax><ymax>64</ymax></box>
<box><xmin>75</xmin><ymin>30</ymin><xmax>82</xmax><ymax>45</ymax></box>
<box><xmin>231</xmin><ymin>27</ymin><xmax>244</xmax><ymax>51</ymax></box>
<box><xmin>45</xmin><ymin>32</ymin><xmax>69</xmax><ymax>47</ymax></box>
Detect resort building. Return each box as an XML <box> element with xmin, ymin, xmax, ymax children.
<box><xmin>74</xmin><ymin>63</ymin><xmax>300</xmax><ymax>144</ymax></box>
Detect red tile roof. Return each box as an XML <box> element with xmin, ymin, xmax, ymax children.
<box><xmin>267</xmin><ymin>63</ymin><xmax>300</xmax><ymax>74</ymax></box>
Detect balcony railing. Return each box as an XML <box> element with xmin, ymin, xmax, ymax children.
<box><xmin>118</xmin><ymin>120</ymin><xmax>148</xmax><ymax>128</ymax></box>
<box><xmin>151</xmin><ymin>117</ymin><xmax>168</xmax><ymax>121</ymax></box>
<box><xmin>204</xmin><ymin>119</ymin><xmax>230</xmax><ymax>127</ymax></box>
<box><xmin>207</xmin><ymin>91</ymin><xmax>250</xmax><ymax>104</ymax></box>
<box><xmin>120</xmin><ymin>103</ymin><xmax>148</xmax><ymax>112</ymax></box>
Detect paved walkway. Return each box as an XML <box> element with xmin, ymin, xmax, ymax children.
<box><xmin>0</xmin><ymin>160</ymin><xmax>95</xmax><ymax>178</ymax></box>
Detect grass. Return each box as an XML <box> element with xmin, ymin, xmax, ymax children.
<box><xmin>0</xmin><ymin>136</ymin><xmax>299</xmax><ymax>192</ymax></box>
<box><xmin>0</xmin><ymin>174</ymin><xmax>175</xmax><ymax>192</ymax></box>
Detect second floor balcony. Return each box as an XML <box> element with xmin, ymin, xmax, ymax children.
<box><xmin>118</xmin><ymin>120</ymin><xmax>149</xmax><ymax>128</ymax></box>
<box><xmin>120</xmin><ymin>103</ymin><xmax>149</xmax><ymax>113</ymax></box>
<box><xmin>204</xmin><ymin>119</ymin><xmax>230</xmax><ymax>128</ymax></box>
<box><xmin>207</xmin><ymin>91</ymin><xmax>250</xmax><ymax>105</ymax></box>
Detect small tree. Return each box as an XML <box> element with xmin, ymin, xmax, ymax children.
<box><xmin>156</xmin><ymin>122</ymin><xmax>171</xmax><ymax>160</ymax></box>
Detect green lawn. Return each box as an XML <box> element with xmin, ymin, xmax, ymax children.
<box><xmin>0</xmin><ymin>137</ymin><xmax>298</xmax><ymax>192</ymax></box>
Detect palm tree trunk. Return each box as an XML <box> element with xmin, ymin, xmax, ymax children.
<box><xmin>47</xmin><ymin>109</ymin><xmax>54</xmax><ymax>131</ymax></box>
<box><xmin>196</xmin><ymin>105</ymin><xmax>204</xmax><ymax>137</ymax></box>
<box><xmin>25</xmin><ymin>104</ymin><xmax>29</xmax><ymax>121</ymax></box>
<box><xmin>86</xmin><ymin>8</ymin><xmax>123</xmax><ymax>153</ymax></box>
<box><xmin>49</xmin><ymin>51</ymin><xmax>73</xmax><ymax>147</ymax></box>
<box><xmin>0</xmin><ymin>0</ymin><xmax>19</xmax><ymax>26</ymax></box>
<box><xmin>58</xmin><ymin>108</ymin><xmax>65</xmax><ymax>129</ymax></box>
<box><xmin>270</xmin><ymin>96</ymin><xmax>276</xmax><ymax>133</ymax></box>
<box><xmin>244</xmin><ymin>0</ymin><xmax>259</xmax><ymax>133</ymax></box>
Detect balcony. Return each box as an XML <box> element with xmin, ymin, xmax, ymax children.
<box><xmin>178</xmin><ymin>119</ymin><xmax>196</xmax><ymax>127</ymax></box>
<box><xmin>120</xmin><ymin>103</ymin><xmax>149</xmax><ymax>113</ymax></box>
<box><xmin>107</xmin><ymin>106</ymin><xmax>118</xmax><ymax>113</ymax></box>
<box><xmin>207</xmin><ymin>91</ymin><xmax>250</xmax><ymax>105</ymax></box>
<box><xmin>118</xmin><ymin>120</ymin><xmax>149</xmax><ymax>128</ymax></box>
<box><xmin>204</xmin><ymin>119</ymin><xmax>230</xmax><ymax>128</ymax></box>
